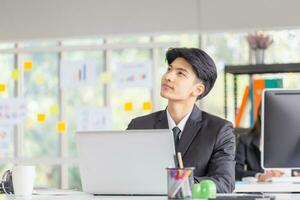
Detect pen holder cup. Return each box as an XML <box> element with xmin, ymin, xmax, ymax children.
<box><xmin>166</xmin><ymin>167</ymin><xmax>194</xmax><ymax>199</ymax></box>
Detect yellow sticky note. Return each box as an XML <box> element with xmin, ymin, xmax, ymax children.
<box><xmin>56</xmin><ymin>121</ymin><xmax>67</xmax><ymax>133</ymax></box>
<box><xmin>50</xmin><ymin>104</ymin><xmax>59</xmax><ymax>116</ymax></box>
<box><xmin>143</xmin><ymin>101</ymin><xmax>153</xmax><ymax>111</ymax></box>
<box><xmin>101</xmin><ymin>72</ymin><xmax>112</xmax><ymax>84</ymax></box>
<box><xmin>37</xmin><ymin>113</ymin><xmax>46</xmax><ymax>122</ymax></box>
<box><xmin>124</xmin><ymin>102</ymin><xmax>133</xmax><ymax>111</ymax></box>
<box><xmin>23</xmin><ymin>61</ymin><xmax>33</xmax><ymax>71</ymax></box>
<box><xmin>11</xmin><ymin>69</ymin><xmax>20</xmax><ymax>80</ymax></box>
<box><xmin>35</xmin><ymin>74</ymin><xmax>45</xmax><ymax>85</ymax></box>
<box><xmin>0</xmin><ymin>83</ymin><xmax>6</xmax><ymax>93</ymax></box>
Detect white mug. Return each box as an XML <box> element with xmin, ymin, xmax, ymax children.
<box><xmin>12</xmin><ymin>165</ymin><xmax>36</xmax><ymax>196</ymax></box>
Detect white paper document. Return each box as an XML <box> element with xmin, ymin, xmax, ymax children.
<box><xmin>0</xmin><ymin>98</ymin><xmax>27</xmax><ymax>125</ymax></box>
<box><xmin>0</xmin><ymin>126</ymin><xmax>11</xmax><ymax>156</ymax></box>
<box><xmin>115</xmin><ymin>61</ymin><xmax>152</xmax><ymax>88</ymax></box>
<box><xmin>60</xmin><ymin>60</ymin><xmax>97</xmax><ymax>89</ymax></box>
<box><xmin>77</xmin><ymin>107</ymin><xmax>112</xmax><ymax>131</ymax></box>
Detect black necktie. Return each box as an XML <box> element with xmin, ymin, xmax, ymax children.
<box><xmin>172</xmin><ymin>126</ymin><xmax>181</xmax><ymax>146</ymax></box>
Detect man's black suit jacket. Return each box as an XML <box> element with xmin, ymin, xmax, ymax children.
<box><xmin>127</xmin><ymin>105</ymin><xmax>235</xmax><ymax>193</ymax></box>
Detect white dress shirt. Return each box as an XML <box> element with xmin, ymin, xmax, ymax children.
<box><xmin>166</xmin><ymin>108</ymin><xmax>192</xmax><ymax>139</ymax></box>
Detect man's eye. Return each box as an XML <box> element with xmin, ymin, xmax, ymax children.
<box><xmin>167</xmin><ymin>67</ymin><xmax>171</xmax><ymax>71</ymax></box>
<box><xmin>178</xmin><ymin>72</ymin><xmax>185</xmax><ymax>76</ymax></box>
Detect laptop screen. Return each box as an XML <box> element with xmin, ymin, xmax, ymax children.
<box><xmin>76</xmin><ymin>129</ymin><xmax>175</xmax><ymax>195</ymax></box>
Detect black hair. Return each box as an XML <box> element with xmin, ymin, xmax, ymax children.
<box><xmin>166</xmin><ymin>47</ymin><xmax>217</xmax><ymax>99</ymax></box>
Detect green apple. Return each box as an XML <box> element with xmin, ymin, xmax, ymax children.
<box><xmin>192</xmin><ymin>180</ymin><xmax>216</xmax><ymax>199</ymax></box>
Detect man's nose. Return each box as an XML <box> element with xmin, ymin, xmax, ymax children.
<box><xmin>164</xmin><ymin>71</ymin><xmax>175</xmax><ymax>82</ymax></box>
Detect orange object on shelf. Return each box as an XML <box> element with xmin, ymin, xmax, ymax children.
<box><xmin>235</xmin><ymin>85</ymin><xmax>250</xmax><ymax>128</ymax></box>
<box><xmin>252</xmin><ymin>79</ymin><xmax>265</xmax><ymax>123</ymax></box>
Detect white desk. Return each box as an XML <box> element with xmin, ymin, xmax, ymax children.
<box><xmin>3</xmin><ymin>194</ymin><xmax>167</xmax><ymax>200</ymax></box>
<box><xmin>235</xmin><ymin>182</ymin><xmax>300</xmax><ymax>193</ymax></box>
<box><xmin>3</xmin><ymin>193</ymin><xmax>300</xmax><ymax>200</ymax></box>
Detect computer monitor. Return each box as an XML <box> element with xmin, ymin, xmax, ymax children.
<box><xmin>262</xmin><ymin>89</ymin><xmax>300</xmax><ymax>169</ymax></box>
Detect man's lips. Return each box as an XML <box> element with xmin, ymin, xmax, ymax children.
<box><xmin>162</xmin><ymin>83</ymin><xmax>174</xmax><ymax>90</ymax></box>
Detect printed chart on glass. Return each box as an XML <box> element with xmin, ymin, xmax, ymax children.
<box><xmin>0</xmin><ymin>98</ymin><xmax>27</xmax><ymax>125</ymax></box>
<box><xmin>77</xmin><ymin>107</ymin><xmax>112</xmax><ymax>131</ymax></box>
<box><xmin>0</xmin><ymin>126</ymin><xmax>11</xmax><ymax>156</ymax></box>
<box><xmin>114</xmin><ymin>61</ymin><xmax>152</xmax><ymax>88</ymax></box>
<box><xmin>60</xmin><ymin>60</ymin><xmax>97</xmax><ymax>89</ymax></box>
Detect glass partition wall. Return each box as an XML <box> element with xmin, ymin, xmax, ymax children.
<box><xmin>0</xmin><ymin>30</ymin><xmax>299</xmax><ymax>189</ymax></box>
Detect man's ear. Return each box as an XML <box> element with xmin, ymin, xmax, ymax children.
<box><xmin>192</xmin><ymin>82</ymin><xmax>205</xmax><ymax>97</ymax></box>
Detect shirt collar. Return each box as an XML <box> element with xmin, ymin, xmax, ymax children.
<box><xmin>166</xmin><ymin>108</ymin><xmax>192</xmax><ymax>133</ymax></box>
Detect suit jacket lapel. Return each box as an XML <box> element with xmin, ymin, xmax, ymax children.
<box><xmin>154</xmin><ymin>108</ymin><xmax>169</xmax><ymax>129</ymax></box>
<box><xmin>177</xmin><ymin>105</ymin><xmax>203</xmax><ymax>157</ymax></box>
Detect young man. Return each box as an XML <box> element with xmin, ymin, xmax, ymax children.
<box><xmin>127</xmin><ymin>48</ymin><xmax>235</xmax><ymax>193</ymax></box>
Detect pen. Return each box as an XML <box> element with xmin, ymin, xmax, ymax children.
<box><xmin>177</xmin><ymin>152</ymin><xmax>183</xmax><ymax>169</ymax></box>
<box><xmin>173</xmin><ymin>155</ymin><xmax>179</xmax><ymax>168</ymax></box>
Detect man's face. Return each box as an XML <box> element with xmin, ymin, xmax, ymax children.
<box><xmin>160</xmin><ymin>57</ymin><xmax>204</xmax><ymax>101</ymax></box>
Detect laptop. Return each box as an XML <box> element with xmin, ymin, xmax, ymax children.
<box><xmin>76</xmin><ymin>129</ymin><xmax>175</xmax><ymax>195</ymax></box>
